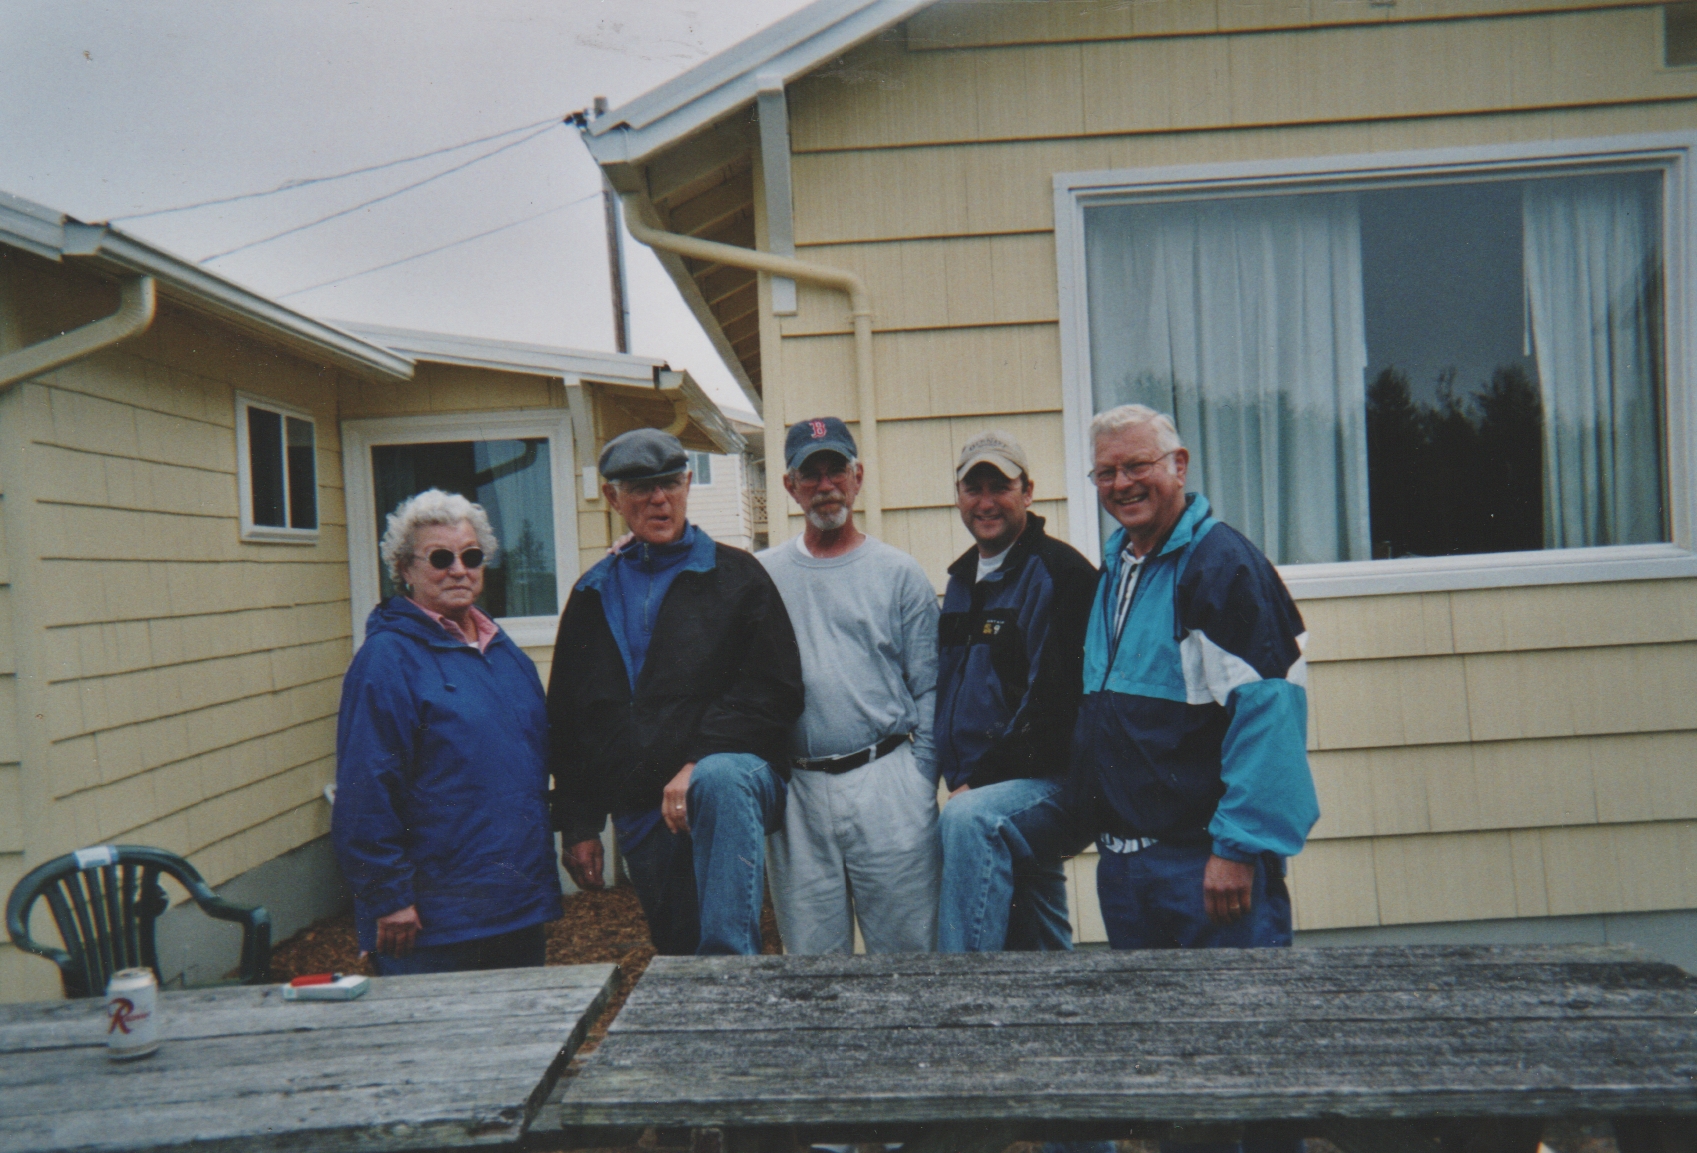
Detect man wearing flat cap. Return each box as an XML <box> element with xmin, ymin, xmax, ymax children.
<box><xmin>757</xmin><ymin>417</ymin><xmax>941</xmax><ymax>953</ymax></box>
<box><xmin>547</xmin><ymin>427</ymin><xmax>804</xmax><ymax>955</ymax></box>
<box><xmin>934</xmin><ymin>431</ymin><xmax>1097</xmax><ymax>951</ymax></box>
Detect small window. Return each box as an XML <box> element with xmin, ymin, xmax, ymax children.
<box><xmin>236</xmin><ymin>394</ymin><xmax>318</xmax><ymax>542</ymax></box>
<box><xmin>1668</xmin><ymin>3</ymin><xmax>1697</xmax><ymax>67</ymax></box>
<box><xmin>689</xmin><ymin>451</ymin><xmax>714</xmax><ymax>486</ymax></box>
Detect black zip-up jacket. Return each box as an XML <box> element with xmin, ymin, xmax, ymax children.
<box><xmin>935</xmin><ymin>514</ymin><xmax>1098</xmax><ymax>791</ymax></box>
<box><xmin>546</xmin><ymin>531</ymin><xmax>804</xmax><ymax>846</ymax></box>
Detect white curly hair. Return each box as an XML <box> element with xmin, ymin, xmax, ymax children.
<box><xmin>1087</xmin><ymin>404</ymin><xmax>1184</xmax><ymax>455</ymax></box>
<box><xmin>380</xmin><ymin>489</ymin><xmax>498</xmax><ymax>586</ymax></box>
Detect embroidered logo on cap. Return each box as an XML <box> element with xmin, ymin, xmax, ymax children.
<box><xmin>810</xmin><ymin>420</ymin><xmax>827</xmax><ymax>439</ymax></box>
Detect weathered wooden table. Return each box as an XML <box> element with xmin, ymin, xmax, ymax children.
<box><xmin>541</xmin><ymin>947</ymin><xmax>1696</xmax><ymax>1153</ymax></box>
<box><xmin>0</xmin><ymin>963</ymin><xmax>618</xmax><ymax>1153</ymax></box>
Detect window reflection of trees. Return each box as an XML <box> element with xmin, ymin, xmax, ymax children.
<box><xmin>1366</xmin><ymin>364</ymin><xmax>1543</xmax><ymax>559</ymax></box>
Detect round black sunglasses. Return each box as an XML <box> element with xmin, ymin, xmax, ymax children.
<box><xmin>420</xmin><ymin>547</ymin><xmax>484</xmax><ymax>570</ymax></box>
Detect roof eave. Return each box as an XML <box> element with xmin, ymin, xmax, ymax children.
<box><xmin>583</xmin><ymin>0</ymin><xmax>934</xmax><ymax>169</ymax></box>
<box><xmin>58</xmin><ymin>223</ymin><xmax>415</xmax><ymax>383</ymax></box>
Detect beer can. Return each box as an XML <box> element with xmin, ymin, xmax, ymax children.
<box><xmin>105</xmin><ymin>968</ymin><xmax>159</xmax><ymax>1060</ymax></box>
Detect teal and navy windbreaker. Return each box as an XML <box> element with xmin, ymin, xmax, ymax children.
<box><xmin>1070</xmin><ymin>494</ymin><xmax>1319</xmax><ymax>863</ymax></box>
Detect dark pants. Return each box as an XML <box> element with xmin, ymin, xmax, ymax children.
<box><xmin>370</xmin><ymin>922</ymin><xmax>548</xmax><ymax>976</ymax></box>
<box><xmin>1097</xmin><ymin>842</ymin><xmax>1298</xmax><ymax>1153</ymax></box>
<box><xmin>1096</xmin><ymin>841</ymin><xmax>1292</xmax><ymax>949</ymax></box>
<box><xmin>621</xmin><ymin>823</ymin><xmax>702</xmax><ymax>956</ymax></box>
<box><xmin>620</xmin><ymin>753</ymin><xmax>788</xmax><ymax>957</ymax></box>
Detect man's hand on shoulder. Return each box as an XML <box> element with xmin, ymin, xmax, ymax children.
<box><xmin>663</xmin><ymin>762</ymin><xmax>695</xmax><ymax>833</ymax></box>
<box><xmin>1203</xmin><ymin>854</ymin><xmax>1254</xmax><ymax>925</ymax></box>
<box><xmin>563</xmin><ymin>839</ymin><xmax>605</xmax><ymax>891</ymax></box>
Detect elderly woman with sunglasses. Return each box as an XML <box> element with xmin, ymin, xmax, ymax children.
<box><xmin>332</xmin><ymin>488</ymin><xmax>562</xmax><ymax>975</ymax></box>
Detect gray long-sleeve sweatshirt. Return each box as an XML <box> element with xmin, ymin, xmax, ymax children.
<box><xmin>757</xmin><ymin>534</ymin><xmax>940</xmax><ymax>781</ymax></box>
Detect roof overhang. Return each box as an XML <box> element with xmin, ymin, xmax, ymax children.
<box><xmin>0</xmin><ymin>191</ymin><xmax>415</xmax><ymax>384</ymax></box>
<box><xmin>339</xmin><ymin>321</ymin><xmax>746</xmax><ymax>456</ymax></box>
<box><xmin>582</xmin><ymin>0</ymin><xmax>934</xmax><ymax>169</ymax></box>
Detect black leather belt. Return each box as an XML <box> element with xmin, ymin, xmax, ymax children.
<box><xmin>793</xmin><ymin>732</ymin><xmax>912</xmax><ymax>774</ymax></box>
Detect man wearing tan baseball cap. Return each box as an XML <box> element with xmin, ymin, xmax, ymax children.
<box><xmin>933</xmin><ymin>430</ymin><xmax>1098</xmax><ymax>951</ymax></box>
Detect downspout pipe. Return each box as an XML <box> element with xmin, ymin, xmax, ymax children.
<box><xmin>618</xmin><ymin>195</ymin><xmax>883</xmax><ymax>536</ymax></box>
<box><xmin>0</xmin><ymin>275</ymin><xmax>157</xmax><ymax>394</ymax></box>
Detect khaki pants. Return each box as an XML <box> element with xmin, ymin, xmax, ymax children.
<box><xmin>766</xmin><ymin>742</ymin><xmax>941</xmax><ymax>954</ymax></box>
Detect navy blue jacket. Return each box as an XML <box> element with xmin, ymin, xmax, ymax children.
<box><xmin>333</xmin><ymin>598</ymin><xmax>561</xmax><ymax>952</ymax></box>
<box><xmin>936</xmin><ymin>515</ymin><xmax>1098</xmax><ymax>792</ymax></box>
<box><xmin>1071</xmin><ymin>495</ymin><xmax>1319</xmax><ymax>862</ymax></box>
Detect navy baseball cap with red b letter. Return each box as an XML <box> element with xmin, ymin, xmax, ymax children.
<box><xmin>784</xmin><ymin>416</ymin><xmax>858</xmax><ymax>471</ymax></box>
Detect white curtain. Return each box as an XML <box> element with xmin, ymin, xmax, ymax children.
<box><xmin>1523</xmin><ymin>173</ymin><xmax>1665</xmax><ymax>548</ymax></box>
<box><xmin>1085</xmin><ymin>193</ymin><xmax>1371</xmax><ymax>565</ymax></box>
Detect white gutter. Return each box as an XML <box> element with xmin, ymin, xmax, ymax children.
<box><xmin>620</xmin><ymin>193</ymin><xmax>884</xmax><ymax>535</ymax></box>
<box><xmin>0</xmin><ymin>274</ymin><xmax>156</xmax><ymax>394</ymax></box>
<box><xmin>60</xmin><ymin>223</ymin><xmax>414</xmax><ymax>384</ymax></box>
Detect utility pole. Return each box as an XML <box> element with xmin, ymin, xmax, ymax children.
<box><xmin>594</xmin><ymin>96</ymin><xmax>631</xmax><ymax>354</ymax></box>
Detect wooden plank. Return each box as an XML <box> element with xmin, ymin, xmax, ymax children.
<box><xmin>790</xmin><ymin>8</ymin><xmax>1689</xmax><ymax>153</ymax></box>
<box><xmin>789</xmin><ymin>100</ymin><xmax>1697</xmax><ymax>247</ymax></box>
<box><xmin>779</xmin><ymin>325</ymin><xmax>1062</xmax><ymax>423</ymax></box>
<box><xmin>549</xmin><ymin>950</ymin><xmax>1696</xmax><ymax>1134</ymax></box>
<box><xmin>0</xmin><ymin>964</ymin><xmax>618</xmax><ymax>1153</ymax></box>
<box><xmin>782</xmin><ymin>233</ymin><xmax>1059</xmax><ymax>338</ymax></box>
<box><xmin>905</xmin><ymin>0</ymin><xmax>1656</xmax><ymax>50</ymax></box>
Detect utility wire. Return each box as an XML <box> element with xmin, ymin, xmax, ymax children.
<box><xmin>275</xmin><ymin>191</ymin><xmax>600</xmax><ymax>299</ymax></box>
<box><xmin>111</xmin><ymin>115</ymin><xmax>565</xmax><ymax>222</ymax></box>
<box><xmin>199</xmin><ymin>121</ymin><xmax>562</xmax><ymax>264</ymax></box>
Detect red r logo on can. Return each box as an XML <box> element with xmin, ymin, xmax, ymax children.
<box><xmin>107</xmin><ymin>997</ymin><xmax>136</xmax><ymax>1034</ymax></box>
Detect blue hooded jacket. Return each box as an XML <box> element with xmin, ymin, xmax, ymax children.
<box><xmin>333</xmin><ymin>597</ymin><xmax>561</xmax><ymax>952</ymax></box>
<box><xmin>1071</xmin><ymin>494</ymin><xmax>1319</xmax><ymax>863</ymax></box>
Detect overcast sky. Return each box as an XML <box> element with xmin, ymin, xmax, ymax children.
<box><xmin>0</xmin><ymin>1</ymin><xmax>818</xmax><ymax>422</ymax></box>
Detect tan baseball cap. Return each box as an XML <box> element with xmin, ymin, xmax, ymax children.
<box><xmin>955</xmin><ymin>429</ymin><xmax>1030</xmax><ymax>483</ymax></box>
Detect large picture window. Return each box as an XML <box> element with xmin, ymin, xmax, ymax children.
<box><xmin>1057</xmin><ymin>136</ymin><xmax>1696</xmax><ymax>595</ymax></box>
<box><xmin>342</xmin><ymin>412</ymin><xmax>577</xmax><ymax>647</ymax></box>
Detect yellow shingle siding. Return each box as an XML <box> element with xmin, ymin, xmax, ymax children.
<box><xmin>765</xmin><ymin>1</ymin><xmax>1697</xmax><ymax>938</ymax></box>
<box><xmin>0</xmin><ymin>250</ymin><xmax>357</xmax><ymax>999</ymax></box>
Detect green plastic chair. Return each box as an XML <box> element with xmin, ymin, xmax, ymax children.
<box><xmin>5</xmin><ymin>844</ymin><xmax>271</xmax><ymax>999</ymax></box>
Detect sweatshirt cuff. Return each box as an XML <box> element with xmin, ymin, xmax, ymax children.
<box><xmin>1210</xmin><ymin>838</ymin><xmax>1259</xmax><ymax>864</ymax></box>
<box><xmin>363</xmin><ymin>876</ymin><xmax>416</xmax><ymax>920</ymax></box>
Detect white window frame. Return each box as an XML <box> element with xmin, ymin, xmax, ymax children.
<box><xmin>342</xmin><ymin>409</ymin><xmax>578</xmax><ymax>649</ymax></box>
<box><xmin>235</xmin><ymin>392</ymin><xmax>320</xmax><ymax>544</ymax></box>
<box><xmin>1053</xmin><ymin>132</ymin><xmax>1697</xmax><ymax>599</ymax></box>
<box><xmin>689</xmin><ymin>451</ymin><xmax>715</xmax><ymax>486</ymax></box>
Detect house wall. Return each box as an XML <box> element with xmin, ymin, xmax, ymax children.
<box><xmin>0</xmin><ymin>249</ymin><xmax>362</xmax><ymax>1001</ymax></box>
<box><xmin>767</xmin><ymin>1</ymin><xmax>1697</xmax><ymax>942</ymax></box>
<box><xmin>688</xmin><ymin>452</ymin><xmax>752</xmax><ymax>549</ymax></box>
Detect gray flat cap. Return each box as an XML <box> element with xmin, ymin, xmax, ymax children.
<box><xmin>599</xmin><ymin>428</ymin><xmax>688</xmax><ymax>482</ymax></box>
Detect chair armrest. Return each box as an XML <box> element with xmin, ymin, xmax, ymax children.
<box><xmin>191</xmin><ymin>895</ymin><xmax>272</xmax><ymax>984</ymax></box>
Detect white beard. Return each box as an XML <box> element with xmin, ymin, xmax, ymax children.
<box><xmin>805</xmin><ymin>503</ymin><xmax>850</xmax><ymax>532</ymax></box>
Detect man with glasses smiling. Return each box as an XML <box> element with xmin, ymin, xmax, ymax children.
<box><xmin>757</xmin><ymin>417</ymin><xmax>942</xmax><ymax>954</ymax></box>
<box><xmin>547</xmin><ymin>428</ymin><xmax>803</xmax><ymax>956</ymax></box>
<box><xmin>1072</xmin><ymin>404</ymin><xmax>1318</xmax><ymax>981</ymax></box>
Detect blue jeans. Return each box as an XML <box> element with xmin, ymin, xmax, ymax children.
<box><xmin>371</xmin><ymin>922</ymin><xmax>547</xmax><ymax>976</ymax></box>
<box><xmin>937</xmin><ymin>777</ymin><xmax>1078</xmax><ymax>952</ymax></box>
<box><xmin>1096</xmin><ymin>840</ymin><xmax>1292</xmax><ymax>950</ymax></box>
<box><xmin>689</xmin><ymin>752</ymin><xmax>786</xmax><ymax>955</ymax></box>
<box><xmin>621</xmin><ymin>753</ymin><xmax>786</xmax><ymax>956</ymax></box>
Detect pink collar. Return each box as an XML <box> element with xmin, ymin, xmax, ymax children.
<box><xmin>408</xmin><ymin>600</ymin><xmax>498</xmax><ymax>653</ymax></box>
